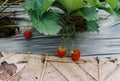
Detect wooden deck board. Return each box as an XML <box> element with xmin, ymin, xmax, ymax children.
<box><xmin>50</xmin><ymin>62</ymin><xmax>91</xmax><ymax>81</ymax></box>
<box><xmin>0</xmin><ymin>52</ymin><xmax>120</xmax><ymax>81</ymax></box>
<box><xmin>78</xmin><ymin>61</ymin><xmax>98</xmax><ymax>81</ymax></box>
<box><xmin>106</xmin><ymin>68</ymin><xmax>120</xmax><ymax>81</ymax></box>
<box><xmin>20</xmin><ymin>55</ymin><xmax>43</xmax><ymax>81</ymax></box>
<box><xmin>44</xmin><ymin>63</ymin><xmax>67</xmax><ymax>81</ymax></box>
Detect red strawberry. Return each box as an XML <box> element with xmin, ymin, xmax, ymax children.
<box><xmin>71</xmin><ymin>49</ymin><xmax>80</xmax><ymax>61</ymax></box>
<box><xmin>23</xmin><ymin>30</ymin><xmax>32</xmax><ymax>39</ymax></box>
<box><xmin>57</xmin><ymin>46</ymin><xmax>66</xmax><ymax>58</ymax></box>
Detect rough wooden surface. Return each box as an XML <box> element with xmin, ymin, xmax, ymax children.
<box><xmin>0</xmin><ymin>52</ymin><xmax>120</xmax><ymax>81</ymax></box>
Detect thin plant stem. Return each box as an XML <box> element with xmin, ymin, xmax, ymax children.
<box><xmin>0</xmin><ymin>0</ymin><xmax>23</xmax><ymax>13</ymax></box>
<box><xmin>0</xmin><ymin>11</ymin><xmax>16</xmax><ymax>19</ymax></box>
<box><xmin>0</xmin><ymin>24</ymin><xmax>32</xmax><ymax>28</ymax></box>
<box><xmin>70</xmin><ymin>24</ymin><xmax>76</xmax><ymax>50</ymax></box>
<box><xmin>60</xmin><ymin>25</ymin><xmax>72</xmax><ymax>46</ymax></box>
<box><xmin>0</xmin><ymin>0</ymin><xmax>9</xmax><ymax>9</ymax></box>
<box><xmin>71</xmin><ymin>39</ymin><xmax>75</xmax><ymax>50</ymax></box>
<box><xmin>99</xmin><ymin>14</ymin><xmax>111</xmax><ymax>20</ymax></box>
<box><xmin>60</xmin><ymin>23</ymin><xmax>76</xmax><ymax>50</ymax></box>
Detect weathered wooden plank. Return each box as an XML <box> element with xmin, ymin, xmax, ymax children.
<box><xmin>0</xmin><ymin>52</ymin><xmax>44</xmax><ymax>81</ymax></box>
<box><xmin>78</xmin><ymin>60</ymin><xmax>98</xmax><ymax>81</ymax></box>
<box><xmin>45</xmin><ymin>56</ymin><xmax>120</xmax><ymax>81</ymax></box>
<box><xmin>0</xmin><ymin>53</ymin><xmax>120</xmax><ymax>81</ymax></box>
<box><xmin>101</xmin><ymin>58</ymin><xmax>119</xmax><ymax>81</ymax></box>
<box><xmin>50</xmin><ymin>62</ymin><xmax>94</xmax><ymax>81</ymax></box>
<box><xmin>0</xmin><ymin>52</ymin><xmax>16</xmax><ymax>63</ymax></box>
<box><xmin>106</xmin><ymin>66</ymin><xmax>120</xmax><ymax>81</ymax></box>
<box><xmin>43</xmin><ymin>63</ymin><xmax>67</xmax><ymax>81</ymax></box>
<box><xmin>46</xmin><ymin>56</ymin><xmax>86</xmax><ymax>64</ymax></box>
<box><xmin>20</xmin><ymin>54</ymin><xmax>43</xmax><ymax>81</ymax></box>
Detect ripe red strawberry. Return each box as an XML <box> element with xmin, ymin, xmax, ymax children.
<box><xmin>23</xmin><ymin>30</ymin><xmax>32</xmax><ymax>39</ymax></box>
<box><xmin>57</xmin><ymin>46</ymin><xmax>66</xmax><ymax>58</ymax></box>
<box><xmin>71</xmin><ymin>49</ymin><xmax>80</xmax><ymax>61</ymax></box>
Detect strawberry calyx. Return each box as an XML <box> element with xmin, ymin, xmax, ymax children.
<box><xmin>58</xmin><ymin>46</ymin><xmax>66</xmax><ymax>50</ymax></box>
<box><xmin>70</xmin><ymin>50</ymin><xmax>74</xmax><ymax>54</ymax></box>
<box><xmin>70</xmin><ymin>49</ymin><xmax>77</xmax><ymax>54</ymax></box>
<box><xmin>57</xmin><ymin>46</ymin><xmax>66</xmax><ymax>58</ymax></box>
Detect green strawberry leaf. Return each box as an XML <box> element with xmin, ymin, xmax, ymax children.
<box><xmin>113</xmin><ymin>10</ymin><xmax>120</xmax><ymax>20</ymax></box>
<box><xmin>40</xmin><ymin>0</ymin><xmax>55</xmax><ymax>17</ymax></box>
<box><xmin>80</xmin><ymin>7</ymin><xmax>99</xmax><ymax>21</ymax></box>
<box><xmin>21</xmin><ymin>0</ymin><xmax>35</xmax><ymax>10</ymax></box>
<box><xmin>106</xmin><ymin>0</ymin><xmax>118</xmax><ymax>10</ymax></box>
<box><xmin>57</xmin><ymin>0</ymin><xmax>84</xmax><ymax>13</ymax></box>
<box><xmin>85</xmin><ymin>0</ymin><xmax>96</xmax><ymax>6</ymax></box>
<box><xmin>21</xmin><ymin>0</ymin><xmax>55</xmax><ymax>17</ymax></box>
<box><xmin>28</xmin><ymin>10</ymin><xmax>61</xmax><ymax>35</ymax></box>
<box><xmin>99</xmin><ymin>7</ymin><xmax>113</xmax><ymax>14</ymax></box>
<box><xmin>114</xmin><ymin>1</ymin><xmax>120</xmax><ymax>11</ymax></box>
<box><xmin>85</xmin><ymin>0</ymin><xmax>102</xmax><ymax>7</ymax></box>
<box><xmin>86</xmin><ymin>21</ymin><xmax>99</xmax><ymax>32</ymax></box>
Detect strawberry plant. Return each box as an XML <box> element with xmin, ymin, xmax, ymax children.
<box><xmin>21</xmin><ymin>0</ymin><xmax>120</xmax><ymax>57</ymax></box>
<box><xmin>22</xmin><ymin>0</ymin><xmax>120</xmax><ymax>35</ymax></box>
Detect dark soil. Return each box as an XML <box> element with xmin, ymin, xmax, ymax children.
<box><xmin>60</xmin><ymin>15</ymin><xmax>87</xmax><ymax>33</ymax></box>
<box><xmin>0</xmin><ymin>17</ymin><xmax>19</xmax><ymax>38</ymax></box>
<box><xmin>71</xmin><ymin>16</ymin><xmax>87</xmax><ymax>32</ymax></box>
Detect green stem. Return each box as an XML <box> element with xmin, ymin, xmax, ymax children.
<box><xmin>62</xmin><ymin>27</ymin><xmax>73</xmax><ymax>42</ymax></box>
<box><xmin>0</xmin><ymin>11</ymin><xmax>16</xmax><ymax>19</ymax></box>
<box><xmin>0</xmin><ymin>0</ymin><xmax>23</xmax><ymax>13</ymax></box>
<box><xmin>60</xmin><ymin>36</ymin><xmax>65</xmax><ymax>46</ymax></box>
<box><xmin>71</xmin><ymin>24</ymin><xmax>76</xmax><ymax>50</ymax></box>
<box><xmin>0</xmin><ymin>24</ymin><xmax>32</xmax><ymax>28</ymax></box>
<box><xmin>99</xmin><ymin>14</ymin><xmax>111</xmax><ymax>20</ymax></box>
<box><xmin>61</xmin><ymin>24</ymin><xmax>76</xmax><ymax>50</ymax></box>
<box><xmin>71</xmin><ymin>39</ymin><xmax>75</xmax><ymax>50</ymax></box>
<box><xmin>60</xmin><ymin>24</ymin><xmax>72</xmax><ymax>45</ymax></box>
<box><xmin>0</xmin><ymin>0</ymin><xmax>8</xmax><ymax>9</ymax></box>
<box><xmin>60</xmin><ymin>14</ymin><xmax>77</xmax><ymax>49</ymax></box>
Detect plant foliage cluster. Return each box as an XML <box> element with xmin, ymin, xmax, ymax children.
<box><xmin>22</xmin><ymin>0</ymin><xmax>120</xmax><ymax>35</ymax></box>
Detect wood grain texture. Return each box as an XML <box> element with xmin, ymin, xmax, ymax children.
<box><xmin>0</xmin><ymin>52</ymin><xmax>120</xmax><ymax>81</ymax></box>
